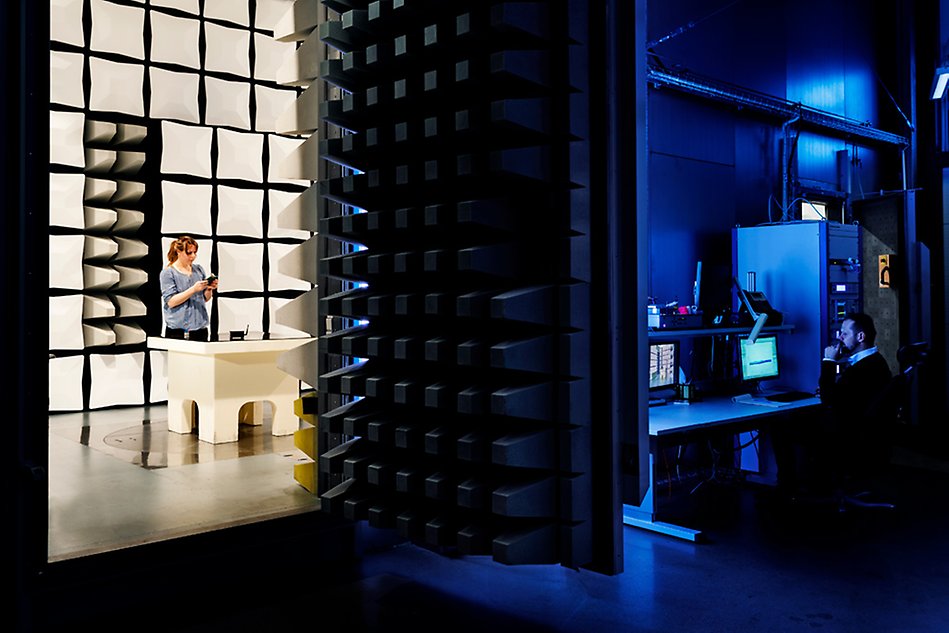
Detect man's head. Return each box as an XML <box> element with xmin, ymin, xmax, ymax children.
<box><xmin>839</xmin><ymin>312</ymin><xmax>877</xmax><ymax>354</ymax></box>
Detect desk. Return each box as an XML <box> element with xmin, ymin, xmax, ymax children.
<box><xmin>148</xmin><ymin>335</ymin><xmax>315</xmax><ymax>444</ymax></box>
<box><xmin>623</xmin><ymin>394</ymin><xmax>821</xmax><ymax>541</ymax></box>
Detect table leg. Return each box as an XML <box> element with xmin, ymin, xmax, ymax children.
<box><xmin>271</xmin><ymin>399</ymin><xmax>298</xmax><ymax>436</ymax></box>
<box><xmin>200</xmin><ymin>399</ymin><xmax>240</xmax><ymax>444</ymax></box>
<box><xmin>623</xmin><ymin>453</ymin><xmax>704</xmax><ymax>542</ymax></box>
<box><xmin>167</xmin><ymin>397</ymin><xmax>193</xmax><ymax>435</ymax></box>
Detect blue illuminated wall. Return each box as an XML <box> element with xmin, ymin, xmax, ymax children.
<box><xmin>646</xmin><ymin>0</ymin><xmax>907</xmax><ymax>376</ymax></box>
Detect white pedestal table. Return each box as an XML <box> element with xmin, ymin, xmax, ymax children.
<box><xmin>148</xmin><ymin>335</ymin><xmax>314</xmax><ymax>444</ymax></box>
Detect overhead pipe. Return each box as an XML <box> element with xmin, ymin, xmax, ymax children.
<box><xmin>782</xmin><ymin>113</ymin><xmax>801</xmax><ymax>217</ymax></box>
<box><xmin>648</xmin><ymin>66</ymin><xmax>909</xmax><ymax>148</ymax></box>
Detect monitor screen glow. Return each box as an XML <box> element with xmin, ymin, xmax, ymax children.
<box><xmin>649</xmin><ymin>342</ymin><xmax>678</xmax><ymax>390</ymax></box>
<box><xmin>739</xmin><ymin>335</ymin><xmax>779</xmax><ymax>381</ymax></box>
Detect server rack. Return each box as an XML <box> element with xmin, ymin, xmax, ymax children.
<box><xmin>733</xmin><ymin>222</ymin><xmax>862</xmax><ymax>392</ymax></box>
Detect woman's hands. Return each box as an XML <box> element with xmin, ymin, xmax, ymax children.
<box><xmin>202</xmin><ymin>277</ymin><xmax>219</xmax><ymax>300</ymax></box>
<box><xmin>168</xmin><ymin>278</ymin><xmax>214</xmax><ymax>308</ymax></box>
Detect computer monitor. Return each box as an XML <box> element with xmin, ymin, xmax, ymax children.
<box><xmin>738</xmin><ymin>335</ymin><xmax>779</xmax><ymax>382</ymax></box>
<box><xmin>649</xmin><ymin>341</ymin><xmax>678</xmax><ymax>390</ymax></box>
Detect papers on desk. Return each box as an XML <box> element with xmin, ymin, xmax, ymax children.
<box><xmin>731</xmin><ymin>393</ymin><xmax>786</xmax><ymax>408</ymax></box>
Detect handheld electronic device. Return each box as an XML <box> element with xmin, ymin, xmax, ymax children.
<box><xmin>205</xmin><ymin>274</ymin><xmax>217</xmax><ymax>283</ymax></box>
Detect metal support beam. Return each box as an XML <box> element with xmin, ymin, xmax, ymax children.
<box><xmin>648</xmin><ymin>66</ymin><xmax>909</xmax><ymax>148</ymax></box>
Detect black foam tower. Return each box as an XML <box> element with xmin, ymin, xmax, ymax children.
<box><xmin>316</xmin><ymin>0</ymin><xmax>617</xmax><ymax>571</ymax></box>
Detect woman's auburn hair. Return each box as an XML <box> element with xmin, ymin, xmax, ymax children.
<box><xmin>167</xmin><ymin>235</ymin><xmax>198</xmax><ymax>266</ymax></box>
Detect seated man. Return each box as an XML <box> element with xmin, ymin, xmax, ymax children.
<box><xmin>773</xmin><ymin>312</ymin><xmax>892</xmax><ymax>497</ymax></box>
<box><xmin>818</xmin><ymin>312</ymin><xmax>893</xmax><ymax>487</ymax></box>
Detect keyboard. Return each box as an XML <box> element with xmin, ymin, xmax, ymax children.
<box><xmin>764</xmin><ymin>391</ymin><xmax>815</xmax><ymax>403</ymax></box>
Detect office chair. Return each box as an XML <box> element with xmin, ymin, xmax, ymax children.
<box><xmin>835</xmin><ymin>342</ymin><xmax>929</xmax><ymax>512</ymax></box>
<box><xmin>892</xmin><ymin>342</ymin><xmax>928</xmax><ymax>425</ymax></box>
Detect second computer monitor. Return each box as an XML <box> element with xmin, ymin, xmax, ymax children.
<box><xmin>738</xmin><ymin>335</ymin><xmax>779</xmax><ymax>382</ymax></box>
<box><xmin>649</xmin><ymin>341</ymin><xmax>678</xmax><ymax>390</ymax></box>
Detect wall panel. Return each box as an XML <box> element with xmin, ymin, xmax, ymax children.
<box><xmin>49</xmin><ymin>0</ymin><xmax>310</xmax><ymax>411</ymax></box>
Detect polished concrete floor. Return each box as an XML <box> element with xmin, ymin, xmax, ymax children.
<box><xmin>40</xmin><ymin>407</ymin><xmax>949</xmax><ymax>632</ymax></box>
<box><xmin>48</xmin><ymin>404</ymin><xmax>320</xmax><ymax>561</ymax></box>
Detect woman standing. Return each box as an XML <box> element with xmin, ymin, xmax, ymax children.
<box><xmin>159</xmin><ymin>235</ymin><xmax>219</xmax><ymax>341</ymax></box>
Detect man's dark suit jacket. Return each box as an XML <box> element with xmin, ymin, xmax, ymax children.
<box><xmin>818</xmin><ymin>352</ymin><xmax>893</xmax><ymax>475</ymax></box>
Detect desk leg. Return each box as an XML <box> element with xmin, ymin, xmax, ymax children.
<box><xmin>623</xmin><ymin>453</ymin><xmax>704</xmax><ymax>542</ymax></box>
